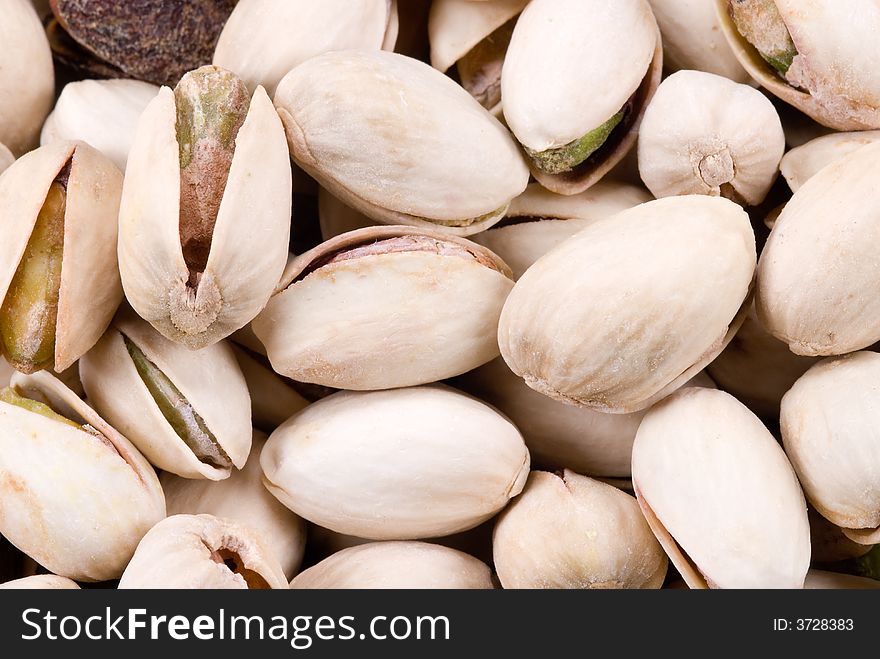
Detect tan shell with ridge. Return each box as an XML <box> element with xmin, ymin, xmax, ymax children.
<box><xmin>632</xmin><ymin>387</ymin><xmax>810</xmax><ymax>589</ymax></box>
<box><xmin>0</xmin><ymin>370</ymin><xmax>166</xmax><ymax>582</ymax></box>
<box><xmin>498</xmin><ymin>195</ymin><xmax>756</xmax><ymax>413</ymax></box>
<box><xmin>0</xmin><ymin>140</ymin><xmax>124</xmax><ymax>373</ymax></box>
<box><xmin>261</xmin><ymin>385</ymin><xmax>530</xmax><ymax>540</ymax></box>
<box><xmin>291</xmin><ymin>542</ymin><xmax>494</xmax><ymax>589</ymax></box>
<box><xmin>252</xmin><ymin>225</ymin><xmax>515</xmax><ymax>390</ymax></box>
<box><xmin>273</xmin><ymin>49</ymin><xmax>529</xmax><ymax>235</ymax></box>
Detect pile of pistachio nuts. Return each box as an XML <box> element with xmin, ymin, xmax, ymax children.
<box><xmin>2</xmin><ymin>0</ymin><xmax>880</xmax><ymax>591</ymax></box>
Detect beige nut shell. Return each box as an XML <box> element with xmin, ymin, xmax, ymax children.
<box><xmin>780</xmin><ymin>131</ymin><xmax>880</xmax><ymax>192</ymax></box>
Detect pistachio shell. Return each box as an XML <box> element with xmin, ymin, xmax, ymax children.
<box><xmin>291</xmin><ymin>542</ymin><xmax>494</xmax><ymax>589</ymax></box>
<box><xmin>0</xmin><ymin>143</ymin><xmax>13</xmax><ymax>175</ymax></box>
<box><xmin>805</xmin><ymin>570</ymin><xmax>880</xmax><ymax>590</ymax></box>
<box><xmin>429</xmin><ymin>0</ymin><xmax>526</xmax><ymax>73</ymax></box>
<box><xmin>781</xmin><ymin>352</ymin><xmax>880</xmax><ymax>545</ymax></box>
<box><xmin>498</xmin><ymin>195</ymin><xmax>755</xmax><ymax>413</ymax></box>
<box><xmin>252</xmin><ymin>226</ymin><xmax>514</xmax><ymax>390</ymax></box>
<box><xmin>493</xmin><ymin>470</ymin><xmax>667</xmax><ymax>589</ymax></box>
<box><xmin>706</xmin><ymin>305</ymin><xmax>816</xmax><ymax>421</ymax></box>
<box><xmin>0</xmin><ymin>0</ymin><xmax>54</xmax><ymax>155</ymax></box>
<box><xmin>274</xmin><ymin>50</ymin><xmax>529</xmax><ymax>235</ymax></box>
<box><xmin>0</xmin><ymin>371</ymin><xmax>166</xmax><ymax>581</ymax></box>
<box><xmin>633</xmin><ymin>387</ymin><xmax>810</xmax><ymax>589</ymax></box>
<box><xmin>756</xmin><ymin>141</ymin><xmax>880</xmax><ymax>356</ymax></box>
<box><xmin>261</xmin><ymin>386</ymin><xmax>530</xmax><ymax>539</ymax></box>
<box><xmin>119</xmin><ymin>514</ymin><xmax>288</xmax><ymax>589</ymax></box>
<box><xmin>0</xmin><ymin>575</ymin><xmax>80</xmax><ymax>589</ymax></box>
<box><xmin>161</xmin><ymin>432</ymin><xmax>307</xmax><ymax>579</ymax></box>
<box><xmin>0</xmin><ymin>141</ymin><xmax>124</xmax><ymax>372</ymax></box>
<box><xmin>119</xmin><ymin>74</ymin><xmax>292</xmax><ymax>349</ymax></box>
<box><xmin>638</xmin><ymin>70</ymin><xmax>784</xmax><ymax>205</ymax></box>
<box><xmin>231</xmin><ymin>344</ymin><xmax>309</xmax><ymax>432</ymax></box>
<box><xmin>780</xmin><ymin>131</ymin><xmax>880</xmax><ymax>192</ymax></box>
<box><xmin>214</xmin><ymin>0</ymin><xmax>398</xmax><ymax>97</ymax></box>
<box><xmin>716</xmin><ymin>0</ymin><xmax>880</xmax><ymax>130</ymax></box>
<box><xmin>647</xmin><ymin>0</ymin><xmax>751</xmax><ymax>82</ymax></box>
<box><xmin>471</xmin><ymin>182</ymin><xmax>652</xmax><ymax>280</ymax></box>
<box><xmin>501</xmin><ymin>0</ymin><xmax>662</xmax><ymax>193</ymax></box>
<box><xmin>318</xmin><ymin>187</ymin><xmax>376</xmax><ymax>241</ymax></box>
<box><xmin>40</xmin><ymin>79</ymin><xmax>159</xmax><ymax>172</ymax></box>
<box><xmin>79</xmin><ymin>309</ymin><xmax>252</xmax><ymax>480</ymax></box>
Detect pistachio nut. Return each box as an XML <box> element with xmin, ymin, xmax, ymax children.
<box><xmin>118</xmin><ymin>514</ymin><xmax>288</xmax><ymax>589</ymax></box>
<box><xmin>646</xmin><ymin>0</ymin><xmax>751</xmax><ymax>83</ymax></box>
<box><xmin>231</xmin><ymin>344</ymin><xmax>309</xmax><ymax>432</ymax></box>
<box><xmin>809</xmin><ymin>508</ymin><xmax>872</xmax><ymax>565</ymax></box>
<box><xmin>318</xmin><ymin>187</ymin><xmax>376</xmax><ymax>242</ymax></box>
<box><xmin>780</xmin><ymin>352</ymin><xmax>880</xmax><ymax>545</ymax></box>
<box><xmin>0</xmin><ymin>575</ymin><xmax>80</xmax><ymax>590</ymax></box>
<box><xmin>780</xmin><ymin>131</ymin><xmax>880</xmax><ymax>192</ymax></box>
<box><xmin>717</xmin><ymin>0</ymin><xmax>880</xmax><ymax>130</ymax></box>
<box><xmin>804</xmin><ymin>570</ymin><xmax>880</xmax><ymax>590</ymax></box>
<box><xmin>79</xmin><ymin>309</ymin><xmax>252</xmax><ymax>480</ymax></box>
<box><xmin>0</xmin><ymin>0</ymin><xmax>53</xmax><ymax>156</ymax></box>
<box><xmin>471</xmin><ymin>181</ymin><xmax>652</xmax><ymax>280</ymax></box>
<box><xmin>493</xmin><ymin>470</ymin><xmax>667</xmax><ymax>589</ymax></box>
<box><xmin>0</xmin><ymin>140</ymin><xmax>124</xmax><ymax>374</ymax></box>
<box><xmin>706</xmin><ymin>305</ymin><xmax>816</xmax><ymax>421</ymax></box>
<box><xmin>261</xmin><ymin>385</ymin><xmax>530</xmax><ymax>539</ymax></box>
<box><xmin>632</xmin><ymin>387</ymin><xmax>810</xmax><ymax>589</ymax></box>
<box><xmin>498</xmin><ymin>195</ymin><xmax>755</xmax><ymax>413</ymax></box>
<box><xmin>48</xmin><ymin>0</ymin><xmax>236</xmax><ymax>87</ymax></box>
<box><xmin>756</xmin><ymin>141</ymin><xmax>880</xmax><ymax>356</ymax></box>
<box><xmin>41</xmin><ymin>79</ymin><xmax>160</xmax><ymax>172</ymax></box>
<box><xmin>214</xmin><ymin>0</ymin><xmax>398</xmax><ymax>97</ymax></box>
<box><xmin>252</xmin><ymin>226</ymin><xmax>515</xmax><ymax>390</ymax></box>
<box><xmin>291</xmin><ymin>542</ymin><xmax>494</xmax><ymax>589</ymax></box>
<box><xmin>0</xmin><ymin>143</ymin><xmax>13</xmax><ymax>175</ymax></box>
<box><xmin>161</xmin><ymin>431</ymin><xmax>307</xmax><ymax>579</ymax></box>
<box><xmin>501</xmin><ymin>0</ymin><xmax>662</xmax><ymax>194</ymax></box>
<box><xmin>274</xmin><ymin>50</ymin><xmax>529</xmax><ymax>236</ymax></box>
<box><xmin>119</xmin><ymin>65</ymin><xmax>292</xmax><ymax>349</ymax></box>
<box><xmin>638</xmin><ymin>70</ymin><xmax>784</xmax><ymax>205</ymax></box>
<box><xmin>428</xmin><ymin>0</ymin><xmax>528</xmax><ymax>115</ymax></box>
<box><xmin>0</xmin><ymin>370</ymin><xmax>166</xmax><ymax>581</ymax></box>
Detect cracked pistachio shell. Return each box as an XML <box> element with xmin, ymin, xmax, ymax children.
<box><xmin>231</xmin><ymin>344</ymin><xmax>309</xmax><ymax>432</ymax></box>
<box><xmin>0</xmin><ymin>0</ymin><xmax>54</xmax><ymax>155</ymax></box>
<box><xmin>647</xmin><ymin>0</ymin><xmax>751</xmax><ymax>82</ymax></box>
<box><xmin>756</xmin><ymin>142</ymin><xmax>880</xmax><ymax>356</ymax></box>
<box><xmin>0</xmin><ymin>140</ymin><xmax>124</xmax><ymax>373</ymax></box>
<box><xmin>0</xmin><ymin>370</ymin><xmax>166</xmax><ymax>581</ymax></box>
<box><xmin>805</xmin><ymin>570</ymin><xmax>880</xmax><ymax>590</ymax></box>
<box><xmin>633</xmin><ymin>387</ymin><xmax>810</xmax><ymax>589</ymax></box>
<box><xmin>781</xmin><ymin>352</ymin><xmax>880</xmax><ymax>545</ymax></box>
<box><xmin>457</xmin><ymin>357</ymin><xmax>714</xmax><ymax>479</ymax></box>
<box><xmin>0</xmin><ymin>575</ymin><xmax>80</xmax><ymax>589</ymax></box>
<box><xmin>161</xmin><ymin>431</ymin><xmax>307</xmax><ymax>579</ymax></box>
<box><xmin>261</xmin><ymin>386</ymin><xmax>530</xmax><ymax>540</ymax></box>
<box><xmin>716</xmin><ymin>0</ymin><xmax>880</xmax><ymax>130</ymax></box>
<box><xmin>707</xmin><ymin>305</ymin><xmax>816</xmax><ymax>421</ymax></box>
<box><xmin>119</xmin><ymin>514</ymin><xmax>288</xmax><ymax>589</ymax></box>
<box><xmin>498</xmin><ymin>195</ymin><xmax>755</xmax><ymax>413</ymax></box>
<box><xmin>780</xmin><ymin>131</ymin><xmax>880</xmax><ymax>192</ymax></box>
<box><xmin>40</xmin><ymin>79</ymin><xmax>159</xmax><ymax>172</ymax></box>
<box><xmin>501</xmin><ymin>0</ymin><xmax>662</xmax><ymax>194</ymax></box>
<box><xmin>274</xmin><ymin>50</ymin><xmax>529</xmax><ymax>236</ymax></box>
<box><xmin>493</xmin><ymin>470</ymin><xmax>667</xmax><ymax>589</ymax></box>
<box><xmin>252</xmin><ymin>226</ymin><xmax>515</xmax><ymax>390</ymax></box>
<box><xmin>318</xmin><ymin>187</ymin><xmax>376</xmax><ymax>241</ymax></box>
<box><xmin>0</xmin><ymin>143</ymin><xmax>12</xmax><ymax>175</ymax></box>
<box><xmin>472</xmin><ymin>181</ymin><xmax>652</xmax><ymax>280</ymax></box>
<box><xmin>638</xmin><ymin>70</ymin><xmax>784</xmax><ymax>205</ymax></box>
<box><xmin>291</xmin><ymin>542</ymin><xmax>494</xmax><ymax>589</ymax></box>
<box><xmin>118</xmin><ymin>69</ymin><xmax>292</xmax><ymax>350</ymax></box>
<box><xmin>79</xmin><ymin>309</ymin><xmax>251</xmax><ymax>480</ymax></box>
<box><xmin>214</xmin><ymin>0</ymin><xmax>398</xmax><ymax>97</ymax></box>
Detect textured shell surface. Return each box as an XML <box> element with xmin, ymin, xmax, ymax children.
<box><xmin>498</xmin><ymin>195</ymin><xmax>755</xmax><ymax>412</ymax></box>
<box><xmin>291</xmin><ymin>541</ymin><xmax>494</xmax><ymax>589</ymax></box>
<box><xmin>260</xmin><ymin>385</ymin><xmax>530</xmax><ymax>540</ymax></box>
<box><xmin>632</xmin><ymin>387</ymin><xmax>810</xmax><ymax>589</ymax></box>
<box><xmin>0</xmin><ymin>575</ymin><xmax>80</xmax><ymax>589</ymax></box>
<box><xmin>780</xmin><ymin>131</ymin><xmax>880</xmax><ymax>192</ymax></box>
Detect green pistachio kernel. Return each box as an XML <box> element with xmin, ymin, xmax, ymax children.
<box><xmin>123</xmin><ymin>335</ymin><xmax>231</xmax><ymax>469</ymax></box>
<box><xmin>728</xmin><ymin>0</ymin><xmax>797</xmax><ymax>75</ymax></box>
<box><xmin>0</xmin><ymin>181</ymin><xmax>67</xmax><ymax>374</ymax></box>
<box><xmin>0</xmin><ymin>386</ymin><xmax>80</xmax><ymax>429</ymax></box>
<box><xmin>526</xmin><ymin>111</ymin><xmax>624</xmax><ymax>175</ymax></box>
